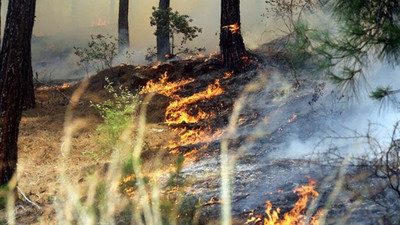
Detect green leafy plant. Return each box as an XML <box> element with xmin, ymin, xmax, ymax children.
<box><xmin>149</xmin><ymin>7</ymin><xmax>203</xmax><ymax>59</ymax></box>
<box><xmin>74</xmin><ymin>34</ymin><xmax>118</xmax><ymax>75</ymax></box>
<box><xmin>159</xmin><ymin>155</ymin><xmax>202</xmax><ymax>225</ymax></box>
<box><xmin>90</xmin><ymin>77</ymin><xmax>140</xmax><ymax>158</ymax></box>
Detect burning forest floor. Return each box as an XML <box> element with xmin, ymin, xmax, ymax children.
<box><xmin>5</xmin><ymin>43</ymin><xmax>400</xmax><ymax>224</ymax></box>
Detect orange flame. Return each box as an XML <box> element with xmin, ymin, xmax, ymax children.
<box><xmin>168</xmin><ymin>127</ymin><xmax>224</xmax><ymax>150</ymax></box>
<box><xmin>140</xmin><ymin>72</ymin><xmax>226</xmax><ymax>153</ymax></box>
<box><xmin>246</xmin><ymin>179</ymin><xmax>322</xmax><ymax>225</ymax></box>
<box><xmin>165</xmin><ymin>79</ymin><xmax>224</xmax><ymax>125</ymax></box>
<box><xmin>223</xmin><ymin>23</ymin><xmax>240</xmax><ymax>34</ymax></box>
<box><xmin>152</xmin><ymin>61</ymin><xmax>163</xmax><ymax>69</ymax></box>
<box><xmin>224</xmin><ymin>72</ymin><xmax>233</xmax><ymax>79</ymax></box>
<box><xmin>140</xmin><ymin>72</ymin><xmax>194</xmax><ymax>98</ymax></box>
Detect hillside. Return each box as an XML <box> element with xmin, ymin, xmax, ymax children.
<box><xmin>7</xmin><ymin>44</ymin><xmax>400</xmax><ymax>224</ymax></box>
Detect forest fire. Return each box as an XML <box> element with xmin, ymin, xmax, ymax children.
<box><xmin>141</xmin><ymin>72</ymin><xmax>225</xmax><ymax>152</ymax></box>
<box><xmin>246</xmin><ymin>179</ymin><xmax>322</xmax><ymax>225</ymax></box>
<box><xmin>140</xmin><ymin>72</ymin><xmax>194</xmax><ymax>98</ymax></box>
<box><xmin>168</xmin><ymin>127</ymin><xmax>224</xmax><ymax>151</ymax></box>
<box><xmin>165</xmin><ymin>79</ymin><xmax>224</xmax><ymax>125</ymax></box>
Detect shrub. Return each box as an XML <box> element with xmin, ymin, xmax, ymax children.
<box><xmin>90</xmin><ymin>77</ymin><xmax>140</xmax><ymax>158</ymax></box>
<box><xmin>74</xmin><ymin>34</ymin><xmax>118</xmax><ymax>75</ymax></box>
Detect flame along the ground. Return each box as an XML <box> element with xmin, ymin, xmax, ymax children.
<box><xmin>245</xmin><ymin>179</ymin><xmax>324</xmax><ymax>225</ymax></box>
<box><xmin>36</xmin><ymin>82</ymin><xmax>72</xmax><ymax>91</ymax></box>
<box><xmin>139</xmin><ymin>69</ymin><xmax>323</xmax><ymax>224</ymax></box>
<box><xmin>140</xmin><ymin>71</ymin><xmax>227</xmax><ymax>154</ymax></box>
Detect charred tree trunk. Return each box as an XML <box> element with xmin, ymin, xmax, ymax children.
<box><xmin>0</xmin><ymin>0</ymin><xmax>36</xmax><ymax>185</ymax></box>
<box><xmin>220</xmin><ymin>0</ymin><xmax>247</xmax><ymax>70</ymax></box>
<box><xmin>22</xmin><ymin>0</ymin><xmax>35</xmax><ymax>110</ymax></box>
<box><xmin>157</xmin><ymin>0</ymin><xmax>170</xmax><ymax>62</ymax></box>
<box><xmin>0</xmin><ymin>0</ymin><xmax>2</xmax><ymax>46</ymax></box>
<box><xmin>118</xmin><ymin>0</ymin><xmax>129</xmax><ymax>54</ymax></box>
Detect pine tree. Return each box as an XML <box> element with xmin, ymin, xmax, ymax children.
<box><xmin>0</xmin><ymin>0</ymin><xmax>36</xmax><ymax>185</ymax></box>
<box><xmin>328</xmin><ymin>0</ymin><xmax>400</xmax><ymax>99</ymax></box>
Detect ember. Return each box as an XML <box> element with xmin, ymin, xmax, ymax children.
<box><xmin>223</xmin><ymin>23</ymin><xmax>240</xmax><ymax>34</ymax></box>
<box><xmin>152</xmin><ymin>61</ymin><xmax>162</xmax><ymax>69</ymax></box>
<box><xmin>246</xmin><ymin>179</ymin><xmax>322</xmax><ymax>225</ymax></box>
<box><xmin>287</xmin><ymin>114</ymin><xmax>297</xmax><ymax>124</ymax></box>
<box><xmin>224</xmin><ymin>72</ymin><xmax>233</xmax><ymax>79</ymax></box>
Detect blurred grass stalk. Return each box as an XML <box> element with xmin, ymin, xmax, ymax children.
<box><xmin>55</xmin><ymin>80</ymin><xmax>162</xmax><ymax>224</ymax></box>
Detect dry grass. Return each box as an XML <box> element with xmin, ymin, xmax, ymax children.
<box><xmin>13</xmin><ymin>70</ymin><xmax>180</xmax><ymax>224</ymax></box>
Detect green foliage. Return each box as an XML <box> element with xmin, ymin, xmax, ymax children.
<box><xmin>331</xmin><ymin>0</ymin><xmax>400</xmax><ymax>63</ymax></box>
<box><xmin>160</xmin><ymin>195</ymin><xmax>201</xmax><ymax>225</ymax></box>
<box><xmin>0</xmin><ymin>184</ymin><xmax>8</xmax><ymax>210</ymax></box>
<box><xmin>285</xmin><ymin>21</ymin><xmax>313</xmax><ymax>68</ymax></box>
<box><xmin>160</xmin><ymin>156</ymin><xmax>202</xmax><ymax>225</ymax></box>
<box><xmin>150</xmin><ymin>7</ymin><xmax>202</xmax><ymax>55</ymax></box>
<box><xmin>90</xmin><ymin>77</ymin><xmax>140</xmax><ymax>158</ymax></box>
<box><xmin>166</xmin><ymin>155</ymin><xmax>185</xmax><ymax>188</ymax></box>
<box><xmin>282</xmin><ymin>19</ymin><xmax>368</xmax><ymax>93</ymax></box>
<box><xmin>370</xmin><ymin>86</ymin><xmax>393</xmax><ymax>100</ymax></box>
<box><xmin>74</xmin><ymin>34</ymin><xmax>117</xmax><ymax>74</ymax></box>
<box><xmin>324</xmin><ymin>0</ymin><xmax>400</xmax><ymax>99</ymax></box>
<box><xmin>271</xmin><ymin>1</ymin><xmax>400</xmax><ymax>98</ymax></box>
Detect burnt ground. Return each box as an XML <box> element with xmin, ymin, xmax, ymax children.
<box><xmin>5</xmin><ymin>41</ymin><xmax>400</xmax><ymax>224</ymax></box>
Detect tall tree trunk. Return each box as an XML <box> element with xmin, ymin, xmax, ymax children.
<box><xmin>0</xmin><ymin>0</ymin><xmax>36</xmax><ymax>185</ymax></box>
<box><xmin>118</xmin><ymin>0</ymin><xmax>129</xmax><ymax>54</ymax></box>
<box><xmin>220</xmin><ymin>0</ymin><xmax>247</xmax><ymax>70</ymax></box>
<box><xmin>22</xmin><ymin>0</ymin><xmax>35</xmax><ymax>109</ymax></box>
<box><xmin>0</xmin><ymin>0</ymin><xmax>2</xmax><ymax>46</ymax></box>
<box><xmin>157</xmin><ymin>0</ymin><xmax>170</xmax><ymax>62</ymax></box>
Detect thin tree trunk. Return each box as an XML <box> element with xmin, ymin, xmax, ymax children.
<box><xmin>118</xmin><ymin>0</ymin><xmax>129</xmax><ymax>54</ymax></box>
<box><xmin>0</xmin><ymin>0</ymin><xmax>36</xmax><ymax>185</ymax></box>
<box><xmin>157</xmin><ymin>0</ymin><xmax>170</xmax><ymax>62</ymax></box>
<box><xmin>0</xmin><ymin>0</ymin><xmax>2</xmax><ymax>46</ymax></box>
<box><xmin>220</xmin><ymin>0</ymin><xmax>247</xmax><ymax>70</ymax></box>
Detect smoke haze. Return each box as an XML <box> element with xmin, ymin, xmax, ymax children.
<box><xmin>2</xmin><ymin>0</ymin><xmax>270</xmax><ymax>79</ymax></box>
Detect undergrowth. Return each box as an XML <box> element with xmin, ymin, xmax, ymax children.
<box><xmin>89</xmin><ymin>77</ymin><xmax>141</xmax><ymax>159</ymax></box>
<box><xmin>52</xmin><ymin>79</ymin><xmax>203</xmax><ymax>225</ymax></box>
